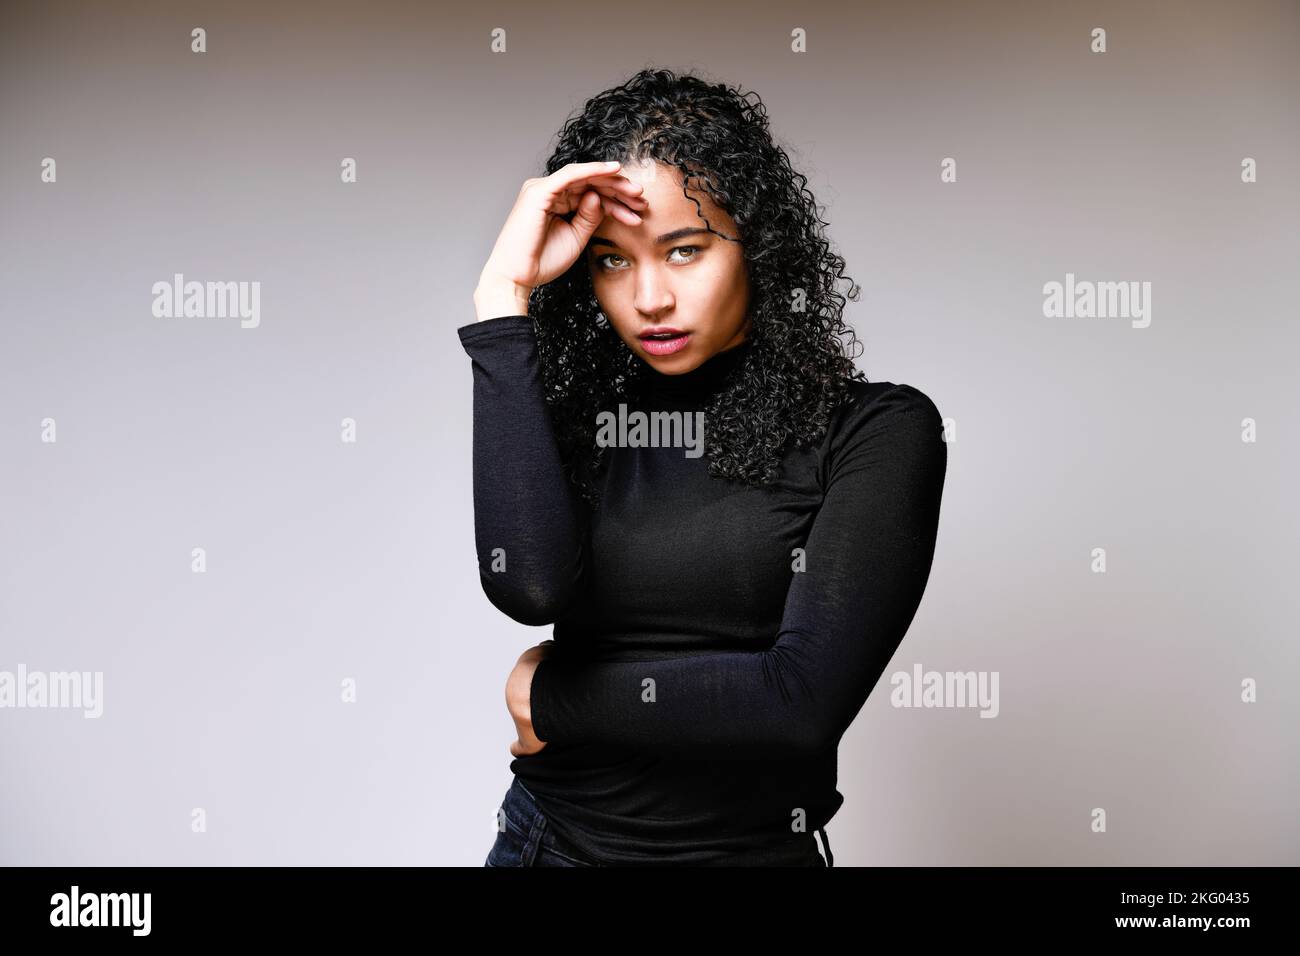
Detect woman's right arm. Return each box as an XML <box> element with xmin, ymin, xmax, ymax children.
<box><xmin>456</xmin><ymin>312</ymin><xmax>589</xmax><ymax>625</ymax></box>
<box><xmin>456</xmin><ymin>161</ymin><xmax>647</xmax><ymax>624</ymax></box>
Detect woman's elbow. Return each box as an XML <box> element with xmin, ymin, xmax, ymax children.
<box><xmin>479</xmin><ymin>574</ymin><xmax>575</xmax><ymax>626</ymax></box>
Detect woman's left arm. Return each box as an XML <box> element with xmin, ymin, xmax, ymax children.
<box><xmin>524</xmin><ymin>384</ymin><xmax>948</xmax><ymax>761</ymax></box>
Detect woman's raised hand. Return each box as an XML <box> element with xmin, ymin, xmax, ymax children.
<box><xmin>474</xmin><ymin>161</ymin><xmax>647</xmax><ymax>320</ymax></box>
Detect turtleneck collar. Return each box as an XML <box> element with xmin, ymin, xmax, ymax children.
<box><xmin>632</xmin><ymin>338</ymin><xmax>754</xmax><ymax>406</ymax></box>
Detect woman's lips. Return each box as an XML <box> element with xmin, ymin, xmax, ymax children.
<box><xmin>640</xmin><ymin>332</ymin><xmax>692</xmax><ymax>356</ymax></box>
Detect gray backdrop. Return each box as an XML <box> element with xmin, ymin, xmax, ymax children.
<box><xmin>1</xmin><ymin>0</ymin><xmax>1296</xmax><ymax>865</ymax></box>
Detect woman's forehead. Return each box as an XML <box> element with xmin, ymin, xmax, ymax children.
<box><xmin>601</xmin><ymin>161</ymin><xmax>735</xmax><ymax>237</ymax></box>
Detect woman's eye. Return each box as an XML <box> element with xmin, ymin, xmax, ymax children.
<box><xmin>596</xmin><ymin>247</ymin><xmax>699</xmax><ymax>272</ymax></box>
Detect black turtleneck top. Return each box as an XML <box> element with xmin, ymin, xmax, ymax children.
<box><xmin>457</xmin><ymin>314</ymin><xmax>947</xmax><ymax>865</ymax></box>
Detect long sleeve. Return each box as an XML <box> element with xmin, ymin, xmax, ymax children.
<box><xmin>457</xmin><ymin>315</ymin><xmax>589</xmax><ymax>626</ymax></box>
<box><xmin>528</xmin><ymin>384</ymin><xmax>948</xmax><ymax>760</ymax></box>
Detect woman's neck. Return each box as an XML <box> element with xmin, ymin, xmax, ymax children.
<box><xmin>632</xmin><ymin>338</ymin><xmax>754</xmax><ymax>408</ymax></box>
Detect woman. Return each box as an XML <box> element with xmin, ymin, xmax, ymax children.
<box><xmin>459</xmin><ymin>68</ymin><xmax>947</xmax><ymax>866</ymax></box>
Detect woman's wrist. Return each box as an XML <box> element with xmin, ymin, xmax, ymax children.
<box><xmin>506</xmin><ymin>657</ymin><xmax>547</xmax><ymax>754</ymax></box>
<box><xmin>507</xmin><ymin>662</ymin><xmax>534</xmax><ymax>725</ymax></box>
<box><xmin>473</xmin><ymin>275</ymin><xmax>532</xmax><ymax>322</ymax></box>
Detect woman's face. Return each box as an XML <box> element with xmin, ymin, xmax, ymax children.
<box><xmin>585</xmin><ymin>159</ymin><xmax>752</xmax><ymax>373</ymax></box>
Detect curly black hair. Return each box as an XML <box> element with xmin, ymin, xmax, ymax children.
<box><xmin>529</xmin><ymin>67</ymin><xmax>868</xmax><ymax>507</ymax></box>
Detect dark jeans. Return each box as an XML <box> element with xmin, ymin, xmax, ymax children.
<box><xmin>485</xmin><ymin>776</ymin><xmax>833</xmax><ymax>867</ymax></box>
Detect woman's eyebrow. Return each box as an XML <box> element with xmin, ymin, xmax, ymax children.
<box><xmin>588</xmin><ymin>226</ymin><xmax>711</xmax><ymax>251</ymax></box>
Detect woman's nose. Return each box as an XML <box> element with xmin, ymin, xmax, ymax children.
<box><xmin>633</xmin><ymin>268</ymin><xmax>674</xmax><ymax>314</ymax></box>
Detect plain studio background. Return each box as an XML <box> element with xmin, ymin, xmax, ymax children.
<box><xmin>1</xmin><ymin>0</ymin><xmax>1297</xmax><ymax>865</ymax></box>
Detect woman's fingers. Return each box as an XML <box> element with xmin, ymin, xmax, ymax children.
<box><xmin>540</xmin><ymin>160</ymin><xmax>629</xmax><ymax>197</ymax></box>
<box><xmin>575</xmin><ymin>180</ymin><xmax>648</xmax><ymax>211</ymax></box>
<box><xmin>564</xmin><ymin>178</ymin><xmax>646</xmax><ymax>224</ymax></box>
<box><xmin>588</xmin><ymin>175</ymin><xmax>647</xmax><ymax>204</ymax></box>
<box><xmin>552</xmin><ymin>191</ymin><xmax>628</xmax><ymax>257</ymax></box>
<box><xmin>563</xmin><ymin>168</ymin><xmax>646</xmax><ymax>204</ymax></box>
<box><xmin>562</xmin><ymin>190</ymin><xmax>605</xmax><ymax>246</ymax></box>
<box><xmin>599</xmin><ymin>194</ymin><xmax>643</xmax><ymax>225</ymax></box>
<box><xmin>538</xmin><ymin>164</ymin><xmax>647</xmax><ymax>215</ymax></box>
<box><xmin>488</xmin><ymin>161</ymin><xmax>649</xmax><ymax>292</ymax></box>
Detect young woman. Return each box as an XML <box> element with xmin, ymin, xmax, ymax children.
<box><xmin>459</xmin><ymin>68</ymin><xmax>948</xmax><ymax>866</ymax></box>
